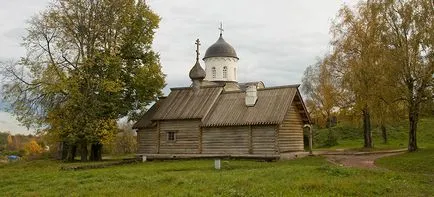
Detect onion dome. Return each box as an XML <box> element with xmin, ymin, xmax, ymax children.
<box><xmin>190</xmin><ymin>39</ymin><xmax>206</xmax><ymax>80</ymax></box>
<box><xmin>203</xmin><ymin>34</ymin><xmax>239</xmax><ymax>60</ymax></box>
<box><xmin>189</xmin><ymin>60</ymin><xmax>206</xmax><ymax>80</ymax></box>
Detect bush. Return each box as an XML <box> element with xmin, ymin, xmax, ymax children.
<box><xmin>24</xmin><ymin>140</ymin><xmax>43</xmax><ymax>156</ymax></box>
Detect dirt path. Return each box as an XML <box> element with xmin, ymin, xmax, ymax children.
<box><xmin>323</xmin><ymin>152</ymin><xmax>404</xmax><ymax>169</ymax></box>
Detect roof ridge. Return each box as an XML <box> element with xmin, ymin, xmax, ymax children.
<box><xmin>258</xmin><ymin>84</ymin><xmax>300</xmax><ymax>90</ymax></box>
<box><xmin>170</xmin><ymin>85</ymin><xmax>224</xmax><ymax>91</ymax></box>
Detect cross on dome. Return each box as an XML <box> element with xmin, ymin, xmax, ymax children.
<box><xmin>195</xmin><ymin>39</ymin><xmax>200</xmax><ymax>61</ymax></box>
<box><xmin>218</xmin><ymin>22</ymin><xmax>224</xmax><ymax>36</ymax></box>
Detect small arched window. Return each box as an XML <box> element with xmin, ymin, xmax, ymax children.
<box><xmin>212</xmin><ymin>67</ymin><xmax>216</xmax><ymax>78</ymax></box>
<box><xmin>234</xmin><ymin>68</ymin><xmax>237</xmax><ymax>79</ymax></box>
<box><xmin>223</xmin><ymin>66</ymin><xmax>228</xmax><ymax>78</ymax></box>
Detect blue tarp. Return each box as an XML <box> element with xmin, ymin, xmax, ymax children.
<box><xmin>7</xmin><ymin>155</ymin><xmax>20</xmax><ymax>161</ymax></box>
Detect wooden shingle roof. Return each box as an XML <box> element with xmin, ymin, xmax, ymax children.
<box><xmin>133</xmin><ymin>84</ymin><xmax>311</xmax><ymax>129</ymax></box>
<box><xmin>151</xmin><ymin>86</ymin><xmax>223</xmax><ymax>120</ymax></box>
<box><xmin>202</xmin><ymin>86</ymin><xmax>298</xmax><ymax>127</ymax></box>
<box><xmin>132</xmin><ymin>99</ymin><xmax>164</xmax><ymax>129</ymax></box>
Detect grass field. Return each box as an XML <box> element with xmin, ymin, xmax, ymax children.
<box><xmin>314</xmin><ymin>117</ymin><xmax>434</xmax><ymax>151</ymax></box>
<box><xmin>376</xmin><ymin>147</ymin><xmax>434</xmax><ymax>175</ymax></box>
<box><xmin>1</xmin><ymin>118</ymin><xmax>432</xmax><ymax>196</ymax></box>
<box><xmin>1</xmin><ymin>152</ymin><xmax>433</xmax><ymax>197</ymax></box>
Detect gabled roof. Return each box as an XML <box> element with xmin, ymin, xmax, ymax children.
<box><xmin>202</xmin><ymin>86</ymin><xmax>298</xmax><ymax>127</ymax></box>
<box><xmin>151</xmin><ymin>86</ymin><xmax>223</xmax><ymax>120</ymax></box>
<box><xmin>133</xmin><ymin>84</ymin><xmax>311</xmax><ymax>129</ymax></box>
<box><xmin>132</xmin><ymin>99</ymin><xmax>163</xmax><ymax>129</ymax></box>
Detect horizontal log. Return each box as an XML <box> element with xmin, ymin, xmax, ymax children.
<box><xmin>138</xmin><ymin>154</ymin><xmax>280</xmax><ymax>161</ymax></box>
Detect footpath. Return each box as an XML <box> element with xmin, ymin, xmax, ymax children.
<box><xmin>316</xmin><ymin>149</ymin><xmax>407</xmax><ymax>168</ymax></box>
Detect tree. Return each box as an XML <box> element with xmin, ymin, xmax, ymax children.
<box><xmin>328</xmin><ymin>0</ymin><xmax>433</xmax><ymax>151</ymax></box>
<box><xmin>302</xmin><ymin>56</ymin><xmax>342</xmax><ymax>147</ymax></box>
<box><xmin>302</xmin><ymin>57</ymin><xmax>340</xmax><ymax>128</ymax></box>
<box><xmin>1</xmin><ymin>0</ymin><xmax>165</xmax><ymax>161</ymax></box>
<box><xmin>330</xmin><ymin>1</ymin><xmax>395</xmax><ymax>148</ymax></box>
<box><xmin>24</xmin><ymin>140</ymin><xmax>43</xmax><ymax>155</ymax></box>
<box><xmin>109</xmin><ymin>122</ymin><xmax>137</xmax><ymax>155</ymax></box>
<box><xmin>380</xmin><ymin>0</ymin><xmax>433</xmax><ymax>151</ymax></box>
<box><xmin>0</xmin><ymin>132</ymin><xmax>9</xmax><ymax>151</ymax></box>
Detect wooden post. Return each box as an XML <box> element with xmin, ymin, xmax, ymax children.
<box><xmin>275</xmin><ymin>125</ymin><xmax>280</xmax><ymax>154</ymax></box>
<box><xmin>199</xmin><ymin>126</ymin><xmax>203</xmax><ymax>154</ymax></box>
<box><xmin>157</xmin><ymin>121</ymin><xmax>161</xmax><ymax>154</ymax></box>
<box><xmin>248</xmin><ymin>125</ymin><xmax>253</xmax><ymax>154</ymax></box>
<box><xmin>214</xmin><ymin>159</ymin><xmax>221</xmax><ymax>170</ymax></box>
<box><xmin>304</xmin><ymin>124</ymin><xmax>313</xmax><ymax>155</ymax></box>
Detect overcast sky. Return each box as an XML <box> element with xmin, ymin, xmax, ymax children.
<box><xmin>0</xmin><ymin>0</ymin><xmax>358</xmax><ymax>134</ymax></box>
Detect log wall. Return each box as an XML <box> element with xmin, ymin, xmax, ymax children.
<box><xmin>137</xmin><ymin>127</ymin><xmax>157</xmax><ymax>154</ymax></box>
<box><xmin>158</xmin><ymin>120</ymin><xmax>201</xmax><ymax>154</ymax></box>
<box><xmin>278</xmin><ymin>103</ymin><xmax>304</xmax><ymax>152</ymax></box>
<box><xmin>202</xmin><ymin>126</ymin><xmax>249</xmax><ymax>154</ymax></box>
<box><xmin>252</xmin><ymin>125</ymin><xmax>277</xmax><ymax>155</ymax></box>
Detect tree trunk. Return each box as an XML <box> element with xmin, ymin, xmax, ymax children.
<box><xmin>381</xmin><ymin>124</ymin><xmax>387</xmax><ymax>144</ymax></box>
<box><xmin>362</xmin><ymin>107</ymin><xmax>373</xmax><ymax>148</ymax></box>
<box><xmin>408</xmin><ymin>105</ymin><xmax>419</xmax><ymax>152</ymax></box>
<box><xmin>80</xmin><ymin>141</ymin><xmax>88</xmax><ymax>162</ymax></box>
<box><xmin>326</xmin><ymin>111</ymin><xmax>331</xmax><ymax>128</ymax></box>
<box><xmin>61</xmin><ymin>141</ymin><xmax>68</xmax><ymax>160</ymax></box>
<box><xmin>66</xmin><ymin>144</ymin><xmax>77</xmax><ymax>162</ymax></box>
<box><xmin>90</xmin><ymin>143</ymin><xmax>103</xmax><ymax>161</ymax></box>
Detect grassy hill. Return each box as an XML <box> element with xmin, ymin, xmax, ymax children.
<box><xmin>313</xmin><ymin>117</ymin><xmax>434</xmax><ymax>150</ymax></box>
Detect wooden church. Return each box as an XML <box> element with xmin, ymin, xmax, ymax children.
<box><xmin>133</xmin><ymin>30</ymin><xmax>311</xmax><ymax>159</ymax></box>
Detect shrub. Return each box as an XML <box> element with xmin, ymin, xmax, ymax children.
<box><xmin>24</xmin><ymin>140</ymin><xmax>43</xmax><ymax>155</ymax></box>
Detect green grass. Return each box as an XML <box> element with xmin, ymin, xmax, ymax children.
<box><xmin>1</xmin><ymin>118</ymin><xmax>432</xmax><ymax>196</ymax></box>
<box><xmin>376</xmin><ymin>147</ymin><xmax>434</xmax><ymax>175</ymax></box>
<box><xmin>314</xmin><ymin>117</ymin><xmax>434</xmax><ymax>151</ymax></box>
<box><xmin>0</xmin><ymin>156</ymin><xmax>433</xmax><ymax>197</ymax></box>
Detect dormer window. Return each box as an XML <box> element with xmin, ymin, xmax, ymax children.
<box><xmin>212</xmin><ymin>67</ymin><xmax>216</xmax><ymax>78</ymax></box>
<box><xmin>223</xmin><ymin>66</ymin><xmax>227</xmax><ymax>78</ymax></box>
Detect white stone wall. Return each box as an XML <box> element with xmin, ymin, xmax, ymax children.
<box><xmin>204</xmin><ymin>57</ymin><xmax>238</xmax><ymax>82</ymax></box>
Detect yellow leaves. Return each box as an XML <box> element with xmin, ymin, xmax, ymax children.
<box><xmin>92</xmin><ymin>119</ymin><xmax>117</xmax><ymax>144</ymax></box>
<box><xmin>24</xmin><ymin>140</ymin><xmax>43</xmax><ymax>155</ymax></box>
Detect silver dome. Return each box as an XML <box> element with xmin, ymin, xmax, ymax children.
<box><xmin>203</xmin><ymin>35</ymin><xmax>238</xmax><ymax>60</ymax></box>
<box><xmin>189</xmin><ymin>60</ymin><xmax>206</xmax><ymax>80</ymax></box>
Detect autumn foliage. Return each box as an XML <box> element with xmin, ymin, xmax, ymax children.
<box><xmin>302</xmin><ymin>0</ymin><xmax>433</xmax><ymax>151</ymax></box>
<box><xmin>24</xmin><ymin>140</ymin><xmax>43</xmax><ymax>155</ymax></box>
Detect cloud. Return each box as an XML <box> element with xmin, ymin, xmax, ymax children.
<box><xmin>147</xmin><ymin>0</ymin><xmax>359</xmax><ymax>93</ymax></box>
<box><xmin>0</xmin><ymin>0</ymin><xmax>360</xmax><ymax>134</ymax></box>
<box><xmin>0</xmin><ymin>112</ymin><xmax>34</xmax><ymax>135</ymax></box>
<box><xmin>3</xmin><ymin>27</ymin><xmax>26</xmax><ymax>41</ymax></box>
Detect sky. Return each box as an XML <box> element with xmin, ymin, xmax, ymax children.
<box><xmin>0</xmin><ymin>0</ymin><xmax>358</xmax><ymax>134</ymax></box>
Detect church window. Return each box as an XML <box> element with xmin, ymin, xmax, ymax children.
<box><xmin>234</xmin><ymin>68</ymin><xmax>237</xmax><ymax>79</ymax></box>
<box><xmin>223</xmin><ymin>66</ymin><xmax>228</xmax><ymax>78</ymax></box>
<box><xmin>212</xmin><ymin>67</ymin><xmax>216</xmax><ymax>78</ymax></box>
<box><xmin>167</xmin><ymin>131</ymin><xmax>176</xmax><ymax>142</ymax></box>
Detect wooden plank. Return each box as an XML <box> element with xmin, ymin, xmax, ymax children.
<box><xmin>199</xmin><ymin>126</ymin><xmax>203</xmax><ymax>154</ymax></box>
<box><xmin>157</xmin><ymin>121</ymin><xmax>160</xmax><ymax>154</ymax></box>
<box><xmin>278</xmin><ymin>103</ymin><xmax>304</xmax><ymax>152</ymax></box>
<box><xmin>158</xmin><ymin>120</ymin><xmax>201</xmax><ymax>154</ymax></box>
<box><xmin>202</xmin><ymin>126</ymin><xmax>249</xmax><ymax>154</ymax></box>
<box><xmin>249</xmin><ymin>125</ymin><xmax>253</xmax><ymax>154</ymax></box>
<box><xmin>136</xmin><ymin>127</ymin><xmax>158</xmax><ymax>154</ymax></box>
<box><xmin>140</xmin><ymin>154</ymin><xmax>280</xmax><ymax>161</ymax></box>
<box><xmin>251</xmin><ymin>125</ymin><xmax>276</xmax><ymax>155</ymax></box>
